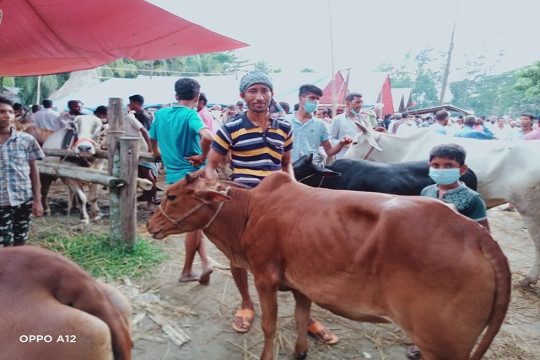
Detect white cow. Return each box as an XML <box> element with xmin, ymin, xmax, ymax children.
<box><xmin>41</xmin><ymin>115</ymin><xmax>106</xmax><ymax>225</ymax></box>
<box><xmin>345</xmin><ymin>125</ymin><xmax>540</xmax><ymax>287</ymax></box>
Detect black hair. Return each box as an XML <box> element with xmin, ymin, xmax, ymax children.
<box><xmin>13</xmin><ymin>103</ymin><xmax>23</xmax><ymax>111</ymax></box>
<box><xmin>174</xmin><ymin>78</ymin><xmax>200</xmax><ymax>101</ymax></box>
<box><xmin>199</xmin><ymin>93</ymin><xmax>208</xmax><ymax>105</ymax></box>
<box><xmin>402</xmin><ymin>112</ymin><xmax>409</xmax><ymax>118</ymax></box>
<box><xmin>520</xmin><ymin>113</ymin><xmax>534</xmax><ymax>120</ymax></box>
<box><xmin>298</xmin><ymin>84</ymin><xmax>323</xmax><ymax>97</ymax></box>
<box><xmin>129</xmin><ymin>94</ymin><xmax>144</xmax><ymax>105</ymax></box>
<box><xmin>464</xmin><ymin>115</ymin><xmax>476</xmax><ymax>127</ymax></box>
<box><xmin>279</xmin><ymin>102</ymin><xmax>290</xmax><ymax>114</ymax></box>
<box><xmin>94</xmin><ymin>105</ymin><xmax>108</xmax><ymax>116</ymax></box>
<box><xmin>67</xmin><ymin>100</ymin><xmax>83</xmax><ymax>108</ymax></box>
<box><xmin>0</xmin><ymin>95</ymin><xmax>14</xmax><ymax>106</ymax></box>
<box><xmin>429</xmin><ymin>143</ymin><xmax>467</xmax><ymax>166</ymax></box>
<box><xmin>42</xmin><ymin>99</ymin><xmax>53</xmax><ymax>108</ymax></box>
<box><xmin>31</xmin><ymin>104</ymin><xmax>41</xmax><ymax>113</ymax></box>
<box><xmin>384</xmin><ymin>114</ymin><xmax>391</xmax><ymax>120</ymax></box>
<box><xmin>435</xmin><ymin>110</ymin><xmax>449</xmax><ymax>121</ymax></box>
<box><xmin>293</xmin><ymin>103</ymin><xmax>299</xmax><ymax>111</ymax></box>
<box><xmin>345</xmin><ymin>92</ymin><xmax>362</xmax><ymax>102</ymax></box>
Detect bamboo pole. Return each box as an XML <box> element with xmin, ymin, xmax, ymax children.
<box><xmin>42</xmin><ymin>148</ymin><xmax>158</xmax><ymax>162</ymax></box>
<box><xmin>118</xmin><ymin>136</ymin><xmax>140</xmax><ymax>246</ymax></box>
<box><xmin>37</xmin><ymin>162</ymin><xmax>125</xmax><ymax>188</ymax></box>
<box><xmin>108</xmin><ymin>98</ymin><xmax>125</xmax><ymax>246</ymax></box>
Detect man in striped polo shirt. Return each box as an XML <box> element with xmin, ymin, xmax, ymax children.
<box><xmin>203</xmin><ymin>70</ymin><xmax>339</xmax><ymax>345</ymax></box>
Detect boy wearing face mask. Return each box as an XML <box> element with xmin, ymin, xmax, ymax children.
<box><xmin>420</xmin><ymin>143</ymin><xmax>489</xmax><ymax>231</ymax></box>
<box><xmin>288</xmin><ymin>84</ymin><xmax>352</xmax><ymax>166</ymax></box>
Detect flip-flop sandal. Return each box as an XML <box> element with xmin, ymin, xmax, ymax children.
<box><xmin>178</xmin><ymin>272</ymin><xmax>200</xmax><ymax>282</ymax></box>
<box><xmin>308</xmin><ymin>320</ymin><xmax>339</xmax><ymax>345</ymax></box>
<box><xmin>232</xmin><ymin>309</ymin><xmax>254</xmax><ymax>333</ymax></box>
<box><xmin>198</xmin><ymin>266</ymin><xmax>213</xmax><ymax>285</ymax></box>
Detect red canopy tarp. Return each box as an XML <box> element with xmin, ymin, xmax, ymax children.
<box><xmin>0</xmin><ymin>0</ymin><xmax>247</xmax><ymax>76</ymax></box>
<box><xmin>319</xmin><ymin>71</ymin><xmax>348</xmax><ymax>106</ymax></box>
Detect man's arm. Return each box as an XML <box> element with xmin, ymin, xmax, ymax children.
<box><xmin>186</xmin><ymin>128</ymin><xmax>213</xmax><ymax>166</ymax></box>
<box><xmin>150</xmin><ymin>139</ymin><xmax>161</xmax><ymax>158</ymax></box>
<box><xmin>321</xmin><ymin>136</ymin><xmax>353</xmax><ymax>157</ymax></box>
<box><xmin>29</xmin><ymin>159</ymin><xmax>43</xmax><ymax>217</ymax></box>
<box><xmin>139</xmin><ymin>127</ymin><xmax>153</xmax><ymax>152</ymax></box>
<box><xmin>202</xmin><ymin>148</ymin><xmax>226</xmax><ymax>180</ymax></box>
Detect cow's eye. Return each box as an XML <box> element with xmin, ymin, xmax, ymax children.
<box><xmin>167</xmin><ymin>195</ymin><xmax>176</xmax><ymax>201</ymax></box>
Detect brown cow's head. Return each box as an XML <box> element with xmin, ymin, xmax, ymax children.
<box><xmin>146</xmin><ymin>172</ymin><xmax>231</xmax><ymax>239</ymax></box>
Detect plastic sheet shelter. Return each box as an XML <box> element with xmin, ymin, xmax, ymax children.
<box><xmin>0</xmin><ymin>0</ymin><xmax>247</xmax><ymax>76</ymax></box>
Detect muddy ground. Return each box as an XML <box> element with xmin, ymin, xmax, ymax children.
<box><xmin>28</xmin><ymin>180</ymin><xmax>539</xmax><ymax>360</ymax></box>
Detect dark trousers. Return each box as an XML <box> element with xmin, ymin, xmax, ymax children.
<box><xmin>0</xmin><ymin>201</ymin><xmax>32</xmax><ymax>247</ymax></box>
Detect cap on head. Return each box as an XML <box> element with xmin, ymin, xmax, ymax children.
<box><xmin>239</xmin><ymin>70</ymin><xmax>273</xmax><ymax>93</ymax></box>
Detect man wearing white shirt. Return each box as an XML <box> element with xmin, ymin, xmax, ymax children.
<box><xmin>33</xmin><ymin>99</ymin><xmax>63</xmax><ymax>131</ymax></box>
<box><xmin>330</xmin><ymin>92</ymin><xmax>371</xmax><ymax>159</ymax></box>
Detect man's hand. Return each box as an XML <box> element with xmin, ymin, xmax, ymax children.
<box><xmin>339</xmin><ymin>135</ymin><xmax>353</xmax><ymax>148</ymax></box>
<box><xmin>186</xmin><ymin>154</ymin><xmax>206</xmax><ymax>167</ymax></box>
<box><xmin>32</xmin><ymin>201</ymin><xmax>44</xmax><ymax>217</ymax></box>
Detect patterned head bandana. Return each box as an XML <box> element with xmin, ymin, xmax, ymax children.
<box><xmin>239</xmin><ymin>70</ymin><xmax>273</xmax><ymax>93</ymax></box>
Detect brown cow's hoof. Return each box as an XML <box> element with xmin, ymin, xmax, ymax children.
<box><xmin>293</xmin><ymin>351</ymin><xmax>307</xmax><ymax>360</ymax></box>
<box><xmin>406</xmin><ymin>345</ymin><xmax>421</xmax><ymax>360</ymax></box>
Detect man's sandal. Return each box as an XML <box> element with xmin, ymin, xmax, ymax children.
<box><xmin>232</xmin><ymin>309</ymin><xmax>254</xmax><ymax>333</ymax></box>
<box><xmin>307</xmin><ymin>320</ymin><xmax>339</xmax><ymax>345</ymax></box>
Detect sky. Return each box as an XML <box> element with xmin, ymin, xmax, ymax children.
<box><xmin>148</xmin><ymin>0</ymin><xmax>539</xmax><ymax>83</ymax></box>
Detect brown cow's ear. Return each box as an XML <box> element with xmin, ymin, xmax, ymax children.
<box><xmin>196</xmin><ymin>189</ymin><xmax>231</xmax><ymax>204</ymax></box>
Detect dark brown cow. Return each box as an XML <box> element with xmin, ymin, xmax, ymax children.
<box><xmin>147</xmin><ymin>172</ymin><xmax>510</xmax><ymax>360</ymax></box>
<box><xmin>0</xmin><ymin>247</ymin><xmax>132</xmax><ymax>360</ymax></box>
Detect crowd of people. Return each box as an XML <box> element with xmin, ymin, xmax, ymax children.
<box><xmin>1</xmin><ymin>69</ymin><xmax>539</xmax><ymax>355</ymax></box>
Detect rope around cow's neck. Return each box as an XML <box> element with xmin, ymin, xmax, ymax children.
<box><xmin>157</xmin><ymin>186</ymin><xmax>230</xmax><ymax>232</ymax></box>
<box><xmin>297</xmin><ymin>173</ymin><xmax>325</xmax><ymax>188</ymax></box>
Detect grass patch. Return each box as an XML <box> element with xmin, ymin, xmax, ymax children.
<box><xmin>31</xmin><ymin>233</ymin><xmax>167</xmax><ymax>280</ymax></box>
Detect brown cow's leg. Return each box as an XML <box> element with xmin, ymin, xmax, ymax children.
<box><xmin>88</xmin><ymin>182</ymin><xmax>102</xmax><ymax>221</ymax></box>
<box><xmin>292</xmin><ymin>290</ymin><xmax>311</xmax><ymax>359</ymax></box>
<box><xmin>254</xmin><ymin>278</ymin><xmax>279</xmax><ymax>360</ymax></box>
<box><xmin>40</xmin><ymin>174</ymin><xmax>54</xmax><ymax>215</ymax></box>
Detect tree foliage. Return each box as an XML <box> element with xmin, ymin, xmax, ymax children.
<box><xmin>515</xmin><ymin>61</ymin><xmax>540</xmax><ymax>96</ymax></box>
<box><xmin>3</xmin><ymin>51</ymin><xmax>251</xmax><ymax>105</ymax></box>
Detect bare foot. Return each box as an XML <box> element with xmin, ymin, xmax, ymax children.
<box><xmin>198</xmin><ymin>266</ymin><xmax>213</xmax><ymax>285</ymax></box>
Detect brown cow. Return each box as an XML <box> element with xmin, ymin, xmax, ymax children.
<box><xmin>13</xmin><ymin>120</ymin><xmax>54</xmax><ymax>147</ymax></box>
<box><xmin>146</xmin><ymin>172</ymin><xmax>510</xmax><ymax>360</ymax></box>
<box><xmin>0</xmin><ymin>246</ymin><xmax>132</xmax><ymax>360</ymax></box>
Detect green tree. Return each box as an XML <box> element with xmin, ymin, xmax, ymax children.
<box><xmin>515</xmin><ymin>61</ymin><xmax>540</xmax><ymax>96</ymax></box>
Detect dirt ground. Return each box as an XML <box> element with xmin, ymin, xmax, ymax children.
<box><xmin>29</xmin><ymin>180</ymin><xmax>540</xmax><ymax>360</ymax></box>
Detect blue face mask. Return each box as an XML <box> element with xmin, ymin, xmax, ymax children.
<box><xmin>429</xmin><ymin>168</ymin><xmax>461</xmax><ymax>185</ymax></box>
<box><xmin>350</xmin><ymin>108</ymin><xmax>361</xmax><ymax>116</ymax></box>
<box><xmin>303</xmin><ymin>100</ymin><xmax>318</xmax><ymax>114</ymax></box>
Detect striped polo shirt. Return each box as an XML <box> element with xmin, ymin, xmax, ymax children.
<box><xmin>212</xmin><ymin>113</ymin><xmax>293</xmax><ymax>187</ymax></box>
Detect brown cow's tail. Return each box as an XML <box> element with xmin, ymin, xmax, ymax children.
<box><xmin>469</xmin><ymin>234</ymin><xmax>511</xmax><ymax>360</ymax></box>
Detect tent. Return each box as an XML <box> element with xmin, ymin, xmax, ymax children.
<box><xmin>51</xmin><ymin>73</ymin><xmax>330</xmax><ymax>111</ymax></box>
<box><xmin>391</xmin><ymin>88</ymin><xmax>414</xmax><ymax>113</ymax></box>
<box><xmin>0</xmin><ymin>0</ymin><xmax>246</xmax><ymax>76</ymax></box>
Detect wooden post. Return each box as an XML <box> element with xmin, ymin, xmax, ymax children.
<box><xmin>118</xmin><ymin>136</ymin><xmax>140</xmax><ymax>246</ymax></box>
<box><xmin>108</xmin><ymin>98</ymin><xmax>125</xmax><ymax>246</ymax></box>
